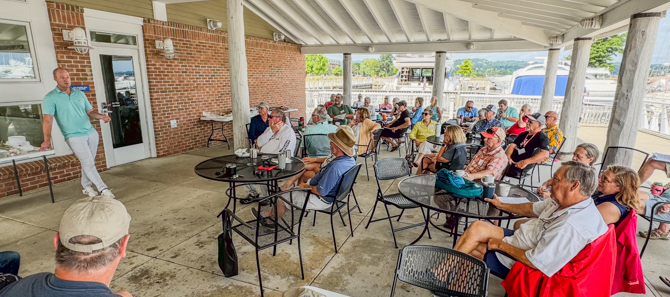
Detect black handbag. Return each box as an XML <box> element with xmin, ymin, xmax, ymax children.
<box><xmin>217</xmin><ymin>210</ymin><xmax>238</xmax><ymax>277</ymax></box>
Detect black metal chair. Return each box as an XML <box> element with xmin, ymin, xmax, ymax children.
<box><xmin>358</xmin><ymin>129</ymin><xmax>383</xmax><ymax>181</ymax></box>
<box><xmin>227</xmin><ymin>188</ymin><xmax>311</xmax><ymax>297</ymax></box>
<box><xmin>245</xmin><ymin>123</ymin><xmax>253</xmax><ymax>148</ymax></box>
<box><xmin>302</xmin><ymin>134</ymin><xmax>330</xmax><ymax>159</ymax></box>
<box><xmin>366</xmin><ymin>158</ymin><xmax>431</xmax><ymax>248</ymax></box>
<box><xmin>294</xmin><ymin>137</ymin><xmax>302</xmax><ymax>158</ymax></box>
<box><xmin>502</xmin><ymin>163</ymin><xmax>534</xmax><ymax>190</ymax></box>
<box><xmin>596</xmin><ymin>146</ymin><xmax>649</xmax><ymax>175</ymax></box>
<box><xmin>639</xmin><ymin>202</ymin><xmax>670</xmax><ymax>258</ymax></box>
<box><xmin>311</xmin><ymin>164</ymin><xmax>362</xmax><ymax>253</ymax></box>
<box><xmin>391</xmin><ymin>245</ymin><xmax>490</xmax><ymax>297</ymax></box>
<box><xmin>531</xmin><ymin>137</ymin><xmax>566</xmax><ymax>184</ymax></box>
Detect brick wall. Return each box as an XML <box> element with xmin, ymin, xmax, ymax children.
<box><xmin>143</xmin><ymin>20</ymin><xmax>305</xmax><ymax>157</ymax></box>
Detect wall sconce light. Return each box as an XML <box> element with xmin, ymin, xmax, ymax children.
<box><xmin>207</xmin><ymin>19</ymin><xmax>223</xmax><ymax>30</ymax></box>
<box><xmin>367</xmin><ymin>46</ymin><xmax>375</xmax><ymax>53</ymax></box>
<box><xmin>155</xmin><ymin>38</ymin><xmax>177</xmax><ymax>59</ymax></box>
<box><xmin>467</xmin><ymin>43</ymin><xmax>475</xmax><ymax>51</ymax></box>
<box><xmin>62</xmin><ymin>27</ymin><xmax>93</xmax><ymax>54</ymax></box>
<box><xmin>273</xmin><ymin>32</ymin><xmax>285</xmax><ymax>42</ymax></box>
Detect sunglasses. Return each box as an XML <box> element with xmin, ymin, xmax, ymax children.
<box><xmin>486</xmin><ymin>128</ymin><xmax>500</xmax><ymax>139</ymax></box>
<box><xmin>422</xmin><ymin>113</ymin><xmax>430</xmax><ymax>116</ymax></box>
<box><xmin>466</xmin><ymin>106</ymin><xmax>473</xmax><ymax>109</ymax></box>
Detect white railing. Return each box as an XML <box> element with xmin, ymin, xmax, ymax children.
<box><xmin>306</xmin><ymin>89</ymin><xmax>670</xmax><ymax>137</ymax></box>
<box><xmin>305</xmin><ymin>77</ymin><xmax>397</xmax><ymax>89</ymax></box>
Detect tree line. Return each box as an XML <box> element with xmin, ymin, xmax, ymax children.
<box><xmin>305</xmin><ymin>54</ymin><xmax>398</xmax><ymax>77</ymax></box>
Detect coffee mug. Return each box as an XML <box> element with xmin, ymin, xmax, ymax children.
<box><xmin>497</xmin><ymin>184</ymin><xmax>511</xmax><ymax>197</ymax></box>
<box><xmin>456</xmin><ymin>170</ymin><xmax>466</xmax><ymax>177</ymax></box>
<box><xmin>483</xmin><ymin>175</ymin><xmax>494</xmax><ymax>184</ymax></box>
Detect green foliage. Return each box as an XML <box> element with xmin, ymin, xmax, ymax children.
<box><xmin>452</xmin><ymin>59</ymin><xmax>532</xmax><ymax>77</ymax></box>
<box><xmin>353</xmin><ymin>62</ymin><xmax>361</xmax><ymax>76</ymax></box>
<box><xmin>376</xmin><ymin>54</ymin><xmax>397</xmax><ymax>77</ymax></box>
<box><xmin>456</xmin><ymin>59</ymin><xmax>475</xmax><ymax>77</ymax></box>
<box><xmin>331</xmin><ymin>66</ymin><xmax>343</xmax><ymax>76</ymax></box>
<box><xmin>359</xmin><ymin>58</ymin><xmax>379</xmax><ymax>76</ymax></box>
<box><xmin>305</xmin><ymin>54</ymin><xmax>329</xmax><ymax>75</ymax></box>
<box><xmin>565</xmin><ymin>34</ymin><xmax>627</xmax><ymax>72</ymax></box>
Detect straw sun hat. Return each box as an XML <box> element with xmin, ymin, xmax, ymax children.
<box><xmin>327</xmin><ymin>129</ymin><xmax>355</xmax><ymax>157</ymax></box>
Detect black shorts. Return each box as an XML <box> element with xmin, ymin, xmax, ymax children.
<box><xmin>381</xmin><ymin>128</ymin><xmax>404</xmax><ymax>139</ymax></box>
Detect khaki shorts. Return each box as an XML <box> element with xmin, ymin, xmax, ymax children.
<box><xmin>285</xmin><ymin>191</ymin><xmax>332</xmax><ymax>211</ymax></box>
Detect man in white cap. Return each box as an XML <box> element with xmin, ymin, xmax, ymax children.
<box><xmin>0</xmin><ymin>196</ymin><xmax>132</xmax><ymax>297</ymax></box>
<box><xmin>253</xmin><ymin>128</ymin><xmax>357</xmax><ymax>226</ymax></box>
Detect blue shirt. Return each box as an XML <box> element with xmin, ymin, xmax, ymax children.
<box><xmin>309</xmin><ymin>155</ymin><xmax>356</xmax><ymax>202</ymax></box>
<box><xmin>593</xmin><ymin>192</ymin><xmax>629</xmax><ymax>227</ymax></box>
<box><xmin>430</xmin><ymin>106</ymin><xmax>440</xmax><ymax>122</ymax></box>
<box><xmin>248</xmin><ymin>115</ymin><xmax>269</xmax><ymax>143</ymax></box>
<box><xmin>0</xmin><ymin>272</ymin><xmax>120</xmax><ymax>297</ymax></box>
<box><xmin>457</xmin><ymin>107</ymin><xmax>478</xmax><ymax>118</ymax></box>
<box><xmin>410</xmin><ymin>107</ymin><xmax>423</xmax><ymax>125</ymax></box>
<box><xmin>42</xmin><ymin>87</ymin><xmax>96</xmax><ymax>140</ymax></box>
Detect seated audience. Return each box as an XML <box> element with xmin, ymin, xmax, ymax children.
<box><xmin>635</xmin><ymin>155</ymin><xmax>670</xmax><ymax>239</ymax></box>
<box><xmin>537</xmin><ymin>142</ymin><xmax>600</xmax><ymax>198</ymax></box>
<box><xmin>496</xmin><ymin>99</ymin><xmax>519</xmax><ymax>128</ymax></box>
<box><xmin>506</xmin><ymin>104</ymin><xmax>530</xmax><ymax>137</ymax></box>
<box><xmin>593</xmin><ymin>166</ymin><xmax>640</xmax><ymax>227</ymax></box>
<box><xmin>408</xmin><ymin>108</ymin><xmax>437</xmax><ymax>168</ymax></box>
<box><xmin>391</xmin><ymin>98</ymin><xmax>400</xmax><ymax>117</ymax></box>
<box><xmin>410</xmin><ymin>97</ymin><xmax>424</xmax><ymax>126</ymax></box>
<box><xmin>348</xmin><ymin>108</ymin><xmax>380</xmax><ymax>154</ymax></box>
<box><xmin>429</xmin><ymin>96</ymin><xmax>442</xmax><ymax>122</ymax></box>
<box><xmin>418</xmin><ymin>125</ymin><xmax>468</xmax><ymax>174</ymax></box>
<box><xmin>327</xmin><ymin>93</ymin><xmax>355</xmax><ymax>125</ymax></box>
<box><xmin>457</xmin><ymin>100</ymin><xmax>478</xmax><ymax>123</ymax></box>
<box><xmin>324</xmin><ymin>94</ymin><xmax>335</xmax><ymax>109</ymax></box>
<box><xmin>248</xmin><ymin>102</ymin><xmax>270</xmax><ymax>146</ymax></box>
<box><xmin>638</xmin><ymin>155</ymin><xmax>670</xmax><ymax>186</ymax></box>
<box><xmin>381</xmin><ymin>100</ymin><xmax>411</xmax><ymax>152</ymax></box>
<box><xmin>256</xmin><ymin>128</ymin><xmax>357</xmax><ymax>226</ymax></box>
<box><xmin>380</xmin><ymin>96</ymin><xmax>393</xmax><ymax>112</ymax></box>
<box><xmin>304</xmin><ymin>106</ymin><xmax>337</xmax><ymax>158</ymax></box>
<box><xmin>451</xmin><ymin>161</ymin><xmax>606</xmax><ymax>279</ymax></box>
<box><xmin>462</xmin><ymin>127</ymin><xmax>508</xmax><ymax>180</ymax></box>
<box><xmin>257</xmin><ymin>108</ymin><xmax>296</xmax><ymax>155</ymax></box>
<box><xmin>0</xmin><ymin>196</ymin><xmax>133</xmax><ymax>297</ymax></box>
<box><xmin>362</xmin><ymin>97</ymin><xmax>376</xmax><ymax>118</ymax></box>
<box><xmin>505</xmin><ymin>113</ymin><xmax>549</xmax><ymax>177</ymax></box>
<box><xmin>470</xmin><ymin>107</ymin><xmax>504</xmax><ymax>134</ymax></box>
<box><xmin>0</xmin><ymin>251</ymin><xmax>19</xmax><ymax>275</ymax></box>
<box><xmin>542</xmin><ymin>111</ymin><xmax>564</xmax><ymax>154</ymax></box>
<box><xmin>352</xmin><ymin>93</ymin><xmax>364</xmax><ymax>108</ymax></box>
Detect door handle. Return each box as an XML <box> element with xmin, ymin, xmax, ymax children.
<box><xmin>101</xmin><ymin>102</ymin><xmax>113</xmax><ymax>114</ymax></box>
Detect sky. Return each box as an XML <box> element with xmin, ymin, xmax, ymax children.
<box><xmin>324</xmin><ymin>9</ymin><xmax>670</xmax><ymax>65</ymax></box>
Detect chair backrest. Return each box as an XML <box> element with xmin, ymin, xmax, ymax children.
<box><xmin>396</xmin><ymin>245</ymin><xmax>489</xmax><ymax>297</ymax></box>
<box><xmin>294</xmin><ymin>137</ymin><xmax>302</xmax><ymax>158</ymax></box>
<box><xmin>600</xmin><ymin>146</ymin><xmax>649</xmax><ymax>174</ymax></box>
<box><xmin>334</xmin><ymin>164</ymin><xmax>362</xmax><ymax>203</ymax></box>
<box><xmin>371</xmin><ymin>128</ymin><xmax>383</xmax><ymax>152</ymax></box>
<box><xmin>303</xmin><ymin>134</ymin><xmax>330</xmax><ymax>158</ymax></box>
<box><xmin>551</xmin><ymin>136</ymin><xmax>566</xmax><ymax>159</ymax></box>
<box><xmin>374</xmin><ymin>158</ymin><xmax>410</xmax><ymax>188</ymax></box>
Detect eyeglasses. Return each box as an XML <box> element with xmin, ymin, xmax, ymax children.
<box><xmin>422</xmin><ymin>113</ymin><xmax>430</xmax><ymax>116</ymax></box>
<box><xmin>466</xmin><ymin>106</ymin><xmax>473</xmax><ymax>109</ymax></box>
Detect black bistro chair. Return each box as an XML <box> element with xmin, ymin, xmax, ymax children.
<box><xmin>365</xmin><ymin>158</ymin><xmax>431</xmax><ymax>248</ymax></box>
<box><xmin>596</xmin><ymin>146</ymin><xmax>649</xmax><ymax>175</ymax></box>
<box><xmin>391</xmin><ymin>245</ymin><xmax>490</xmax><ymax>297</ymax></box>
<box><xmin>531</xmin><ymin>137</ymin><xmax>566</xmax><ymax>183</ymax></box>
<box><xmin>293</xmin><ymin>137</ymin><xmax>302</xmax><ymax>158</ymax></box>
<box><xmin>245</xmin><ymin>123</ymin><xmax>252</xmax><ymax>148</ymax></box>
<box><xmin>502</xmin><ymin>163</ymin><xmax>535</xmax><ymax>190</ymax></box>
<box><xmin>310</xmin><ymin>164</ymin><xmax>362</xmax><ymax>253</ymax></box>
<box><xmin>358</xmin><ymin>129</ymin><xmax>383</xmax><ymax>180</ymax></box>
<box><xmin>639</xmin><ymin>201</ymin><xmax>670</xmax><ymax>258</ymax></box>
<box><xmin>227</xmin><ymin>188</ymin><xmax>311</xmax><ymax>297</ymax></box>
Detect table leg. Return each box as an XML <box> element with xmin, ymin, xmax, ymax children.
<box><xmin>44</xmin><ymin>156</ymin><xmax>54</xmax><ymax>203</ymax></box>
<box><xmin>12</xmin><ymin>160</ymin><xmax>22</xmax><ymax>196</ymax></box>
<box><xmin>207</xmin><ymin>121</ymin><xmax>215</xmax><ymax>147</ymax></box>
<box><xmin>220</xmin><ymin>122</ymin><xmax>230</xmax><ymax>150</ymax></box>
<box><xmin>409</xmin><ymin>208</ymin><xmax>430</xmax><ymax>245</ymax></box>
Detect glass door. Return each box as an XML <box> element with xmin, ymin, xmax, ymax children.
<box><xmin>91</xmin><ymin>47</ymin><xmax>150</xmax><ymax>166</ymax></box>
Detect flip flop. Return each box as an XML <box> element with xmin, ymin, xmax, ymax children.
<box><xmin>660</xmin><ymin>276</ymin><xmax>670</xmax><ymax>288</ymax></box>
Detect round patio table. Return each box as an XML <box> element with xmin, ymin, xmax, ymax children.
<box><xmin>397</xmin><ymin>174</ymin><xmax>540</xmax><ymax>246</ymax></box>
<box><xmin>194</xmin><ymin>154</ymin><xmax>305</xmax><ymax>212</ymax></box>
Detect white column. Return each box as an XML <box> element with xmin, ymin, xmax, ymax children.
<box><xmin>558</xmin><ymin>37</ymin><xmax>592</xmax><ymax>154</ymax></box>
<box><xmin>433</xmin><ymin>51</ymin><xmax>447</xmax><ymax>121</ymax></box>
<box><xmin>343</xmin><ymin>53</ymin><xmax>352</xmax><ymax>106</ymax></box>
<box><xmin>661</xmin><ymin>105</ymin><xmax>668</xmax><ymax>134</ymax></box>
<box><xmin>604</xmin><ymin>12</ymin><xmax>662</xmax><ymax>167</ymax></box>
<box><xmin>227</xmin><ymin>0</ymin><xmax>251</xmax><ymax>150</ymax></box>
<box><xmin>539</xmin><ymin>48</ymin><xmax>560</xmax><ymax>114</ymax></box>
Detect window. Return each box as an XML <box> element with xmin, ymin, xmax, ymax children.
<box><xmin>90</xmin><ymin>31</ymin><xmax>137</xmax><ymax>46</ymax></box>
<box><xmin>0</xmin><ymin>104</ymin><xmax>44</xmax><ymax>146</ymax></box>
<box><xmin>0</xmin><ymin>20</ymin><xmax>39</xmax><ymax>81</ymax></box>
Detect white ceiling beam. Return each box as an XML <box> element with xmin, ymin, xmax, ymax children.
<box><xmin>248</xmin><ymin>0</ymin><xmax>319</xmax><ymax>44</ymax></box>
<box><xmin>404</xmin><ymin>0</ymin><xmax>549</xmax><ymax>46</ymax></box>
<box><xmin>389</xmin><ymin>0</ymin><xmax>415</xmax><ymax>42</ymax></box>
<box><xmin>301</xmin><ymin>39</ymin><xmax>547</xmax><ymax>54</ymax></box>
<box><xmin>578</xmin><ymin>0</ymin><xmax>618</xmax><ymax>7</ymax></box>
<box><xmin>313</xmin><ymin>0</ymin><xmax>363</xmax><ymax>44</ymax></box>
<box><xmin>519</xmin><ymin>0</ymin><xmax>604</xmax><ymax>14</ymax></box>
<box><xmin>291</xmin><ymin>0</ymin><xmax>350</xmax><ymax>44</ymax></box>
<box><xmin>270</xmin><ymin>0</ymin><xmax>335</xmax><ymax>44</ymax></box>
<box><xmin>462</xmin><ymin>0</ymin><xmax>593</xmax><ymax>19</ymax></box>
<box><xmin>338</xmin><ymin>0</ymin><xmax>380</xmax><ymax>43</ymax></box>
<box><xmin>156</xmin><ymin>0</ymin><xmax>208</xmax><ymax>3</ymax></box>
<box><xmin>243</xmin><ymin>0</ymin><xmax>305</xmax><ymax>44</ymax></box>
<box><xmin>561</xmin><ymin>0</ymin><xmax>670</xmax><ymax>44</ymax></box>
<box><xmin>473</xmin><ymin>4</ymin><xmax>581</xmax><ymax>24</ymax></box>
<box><xmin>415</xmin><ymin>4</ymin><xmax>435</xmax><ymax>41</ymax></box>
<box><xmin>502</xmin><ymin>14</ymin><xmax>572</xmax><ymax>30</ymax></box>
<box><xmin>521</xmin><ymin>22</ymin><xmax>567</xmax><ymax>34</ymax></box>
<box><xmin>443</xmin><ymin>13</ymin><xmax>452</xmax><ymax>41</ymax></box>
<box><xmin>362</xmin><ymin>0</ymin><xmax>397</xmax><ymax>42</ymax></box>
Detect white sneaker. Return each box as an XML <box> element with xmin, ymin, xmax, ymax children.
<box><xmin>100</xmin><ymin>189</ymin><xmax>115</xmax><ymax>199</ymax></box>
<box><xmin>82</xmin><ymin>187</ymin><xmax>98</xmax><ymax>197</ymax></box>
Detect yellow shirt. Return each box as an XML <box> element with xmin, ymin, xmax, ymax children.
<box><xmin>409</xmin><ymin>120</ymin><xmax>437</xmax><ymax>142</ymax></box>
<box><xmin>542</xmin><ymin>125</ymin><xmax>564</xmax><ymax>153</ymax></box>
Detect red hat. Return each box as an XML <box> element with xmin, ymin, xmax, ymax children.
<box><xmin>481</xmin><ymin>127</ymin><xmax>506</xmax><ymax>140</ymax></box>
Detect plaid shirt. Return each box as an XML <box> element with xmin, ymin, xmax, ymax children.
<box><xmin>465</xmin><ymin>145</ymin><xmax>508</xmax><ymax>179</ymax></box>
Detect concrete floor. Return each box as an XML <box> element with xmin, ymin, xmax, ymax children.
<box><xmin>0</xmin><ymin>141</ymin><xmax>669</xmax><ymax>297</ymax></box>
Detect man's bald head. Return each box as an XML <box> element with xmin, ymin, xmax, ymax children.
<box><xmin>53</xmin><ymin>67</ymin><xmax>71</xmax><ymax>90</ymax></box>
<box><xmin>53</xmin><ymin>67</ymin><xmax>68</xmax><ymax>77</ymax></box>
<box><xmin>544</xmin><ymin>111</ymin><xmax>559</xmax><ymax>127</ymax></box>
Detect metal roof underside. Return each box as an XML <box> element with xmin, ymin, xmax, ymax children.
<box><xmin>241</xmin><ymin>0</ymin><xmax>670</xmax><ymax>54</ymax></box>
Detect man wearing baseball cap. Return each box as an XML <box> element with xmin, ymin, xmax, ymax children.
<box><xmin>462</xmin><ymin>127</ymin><xmax>509</xmax><ymax>180</ymax></box>
<box><xmin>505</xmin><ymin>113</ymin><xmax>550</xmax><ymax>177</ymax></box>
<box><xmin>253</xmin><ymin>127</ymin><xmax>356</xmax><ymax>226</ymax></box>
<box><xmin>0</xmin><ymin>197</ymin><xmax>132</xmax><ymax>297</ymax></box>
<box><xmin>248</xmin><ymin>102</ymin><xmax>271</xmax><ymax>146</ymax></box>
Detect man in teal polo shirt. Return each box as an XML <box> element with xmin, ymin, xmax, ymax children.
<box><xmin>39</xmin><ymin>68</ymin><xmax>115</xmax><ymax>199</ymax></box>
